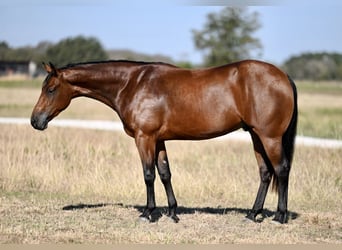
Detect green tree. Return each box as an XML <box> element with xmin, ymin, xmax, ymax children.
<box><xmin>192</xmin><ymin>7</ymin><xmax>262</xmax><ymax>67</ymax></box>
<box><xmin>0</xmin><ymin>41</ymin><xmax>10</xmax><ymax>60</ymax></box>
<box><xmin>46</xmin><ymin>36</ymin><xmax>108</xmax><ymax>67</ymax></box>
<box><xmin>0</xmin><ymin>41</ymin><xmax>33</xmax><ymax>61</ymax></box>
<box><xmin>283</xmin><ymin>52</ymin><xmax>342</xmax><ymax>81</ymax></box>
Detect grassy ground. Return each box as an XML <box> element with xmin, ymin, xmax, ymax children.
<box><xmin>0</xmin><ymin>79</ymin><xmax>341</xmax><ymax>243</ymax></box>
<box><xmin>296</xmin><ymin>81</ymin><xmax>342</xmax><ymax>139</ymax></box>
<box><xmin>0</xmin><ymin>125</ymin><xmax>341</xmax><ymax>243</ymax></box>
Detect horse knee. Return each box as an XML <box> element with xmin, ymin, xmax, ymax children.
<box><xmin>144</xmin><ymin>168</ymin><xmax>155</xmax><ymax>184</ymax></box>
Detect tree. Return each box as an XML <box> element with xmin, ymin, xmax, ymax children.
<box><xmin>283</xmin><ymin>52</ymin><xmax>342</xmax><ymax>80</ymax></box>
<box><xmin>192</xmin><ymin>7</ymin><xmax>262</xmax><ymax>67</ymax></box>
<box><xmin>0</xmin><ymin>41</ymin><xmax>10</xmax><ymax>60</ymax></box>
<box><xmin>46</xmin><ymin>36</ymin><xmax>108</xmax><ymax>67</ymax></box>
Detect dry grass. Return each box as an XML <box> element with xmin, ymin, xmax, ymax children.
<box><xmin>1</xmin><ymin>194</ymin><xmax>341</xmax><ymax>244</ymax></box>
<box><xmin>0</xmin><ymin>124</ymin><xmax>341</xmax><ymax>243</ymax></box>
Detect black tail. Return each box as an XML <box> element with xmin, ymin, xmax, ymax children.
<box><xmin>272</xmin><ymin>75</ymin><xmax>298</xmax><ymax>191</ymax></box>
<box><xmin>283</xmin><ymin>75</ymin><xmax>298</xmax><ymax>163</ymax></box>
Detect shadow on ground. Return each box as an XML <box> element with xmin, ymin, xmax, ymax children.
<box><xmin>62</xmin><ymin>202</ymin><xmax>299</xmax><ymax>223</ymax></box>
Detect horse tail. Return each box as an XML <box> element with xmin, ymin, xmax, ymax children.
<box><xmin>272</xmin><ymin>75</ymin><xmax>298</xmax><ymax>191</ymax></box>
<box><xmin>283</xmin><ymin>75</ymin><xmax>298</xmax><ymax>164</ymax></box>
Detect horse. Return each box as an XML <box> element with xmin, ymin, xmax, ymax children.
<box><xmin>31</xmin><ymin>60</ymin><xmax>297</xmax><ymax>224</ymax></box>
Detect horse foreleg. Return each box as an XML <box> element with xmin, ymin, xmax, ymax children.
<box><xmin>247</xmin><ymin>163</ymin><xmax>272</xmax><ymax>222</ymax></box>
<box><xmin>135</xmin><ymin>134</ymin><xmax>157</xmax><ymax>222</ymax></box>
<box><xmin>156</xmin><ymin>141</ymin><xmax>179</xmax><ymax>223</ymax></box>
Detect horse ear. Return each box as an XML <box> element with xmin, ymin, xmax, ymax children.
<box><xmin>42</xmin><ymin>62</ymin><xmax>57</xmax><ymax>76</ymax></box>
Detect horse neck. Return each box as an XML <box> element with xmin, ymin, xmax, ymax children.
<box><xmin>63</xmin><ymin>65</ymin><xmax>132</xmax><ymax>110</ymax></box>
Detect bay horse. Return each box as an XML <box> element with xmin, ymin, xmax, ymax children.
<box><xmin>31</xmin><ymin>60</ymin><xmax>297</xmax><ymax>224</ymax></box>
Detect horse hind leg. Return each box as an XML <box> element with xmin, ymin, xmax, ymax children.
<box><xmin>272</xmin><ymin>150</ymin><xmax>291</xmax><ymax>224</ymax></box>
<box><xmin>246</xmin><ymin>131</ymin><xmax>273</xmax><ymax>222</ymax></box>
<box><xmin>258</xmin><ymin>135</ymin><xmax>291</xmax><ymax>224</ymax></box>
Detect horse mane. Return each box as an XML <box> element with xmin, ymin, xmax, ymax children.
<box><xmin>60</xmin><ymin>60</ymin><xmax>177</xmax><ymax>70</ymax></box>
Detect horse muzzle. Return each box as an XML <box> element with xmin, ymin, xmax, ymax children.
<box><xmin>31</xmin><ymin>113</ymin><xmax>49</xmax><ymax>131</ymax></box>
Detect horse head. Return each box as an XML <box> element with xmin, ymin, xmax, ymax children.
<box><xmin>31</xmin><ymin>62</ymin><xmax>73</xmax><ymax>130</ymax></box>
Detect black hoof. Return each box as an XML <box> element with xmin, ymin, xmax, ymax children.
<box><xmin>243</xmin><ymin>217</ymin><xmax>255</xmax><ymax>223</ymax></box>
<box><xmin>273</xmin><ymin>211</ymin><xmax>288</xmax><ymax>224</ymax></box>
<box><xmin>245</xmin><ymin>211</ymin><xmax>257</xmax><ymax>222</ymax></box>
<box><xmin>169</xmin><ymin>214</ymin><xmax>180</xmax><ymax>223</ymax></box>
<box><xmin>165</xmin><ymin>206</ymin><xmax>179</xmax><ymax>223</ymax></box>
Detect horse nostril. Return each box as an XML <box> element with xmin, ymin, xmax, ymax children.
<box><xmin>30</xmin><ymin>114</ymin><xmax>48</xmax><ymax>130</ymax></box>
<box><xmin>31</xmin><ymin>116</ymin><xmax>38</xmax><ymax>128</ymax></box>
<box><xmin>31</xmin><ymin>117</ymin><xmax>35</xmax><ymax>125</ymax></box>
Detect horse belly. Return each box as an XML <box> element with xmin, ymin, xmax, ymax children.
<box><xmin>165</xmin><ymin>94</ymin><xmax>242</xmax><ymax>140</ymax></box>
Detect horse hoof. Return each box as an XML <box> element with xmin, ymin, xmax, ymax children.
<box><xmin>273</xmin><ymin>212</ymin><xmax>287</xmax><ymax>224</ymax></box>
<box><xmin>169</xmin><ymin>215</ymin><xmax>180</xmax><ymax>223</ymax></box>
<box><xmin>243</xmin><ymin>213</ymin><xmax>256</xmax><ymax>223</ymax></box>
<box><xmin>242</xmin><ymin>217</ymin><xmax>255</xmax><ymax>223</ymax></box>
<box><xmin>270</xmin><ymin>219</ymin><xmax>283</xmax><ymax>225</ymax></box>
<box><xmin>272</xmin><ymin>217</ymin><xmax>287</xmax><ymax>224</ymax></box>
<box><xmin>138</xmin><ymin>216</ymin><xmax>150</xmax><ymax>223</ymax></box>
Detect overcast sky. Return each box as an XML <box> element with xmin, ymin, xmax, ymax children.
<box><xmin>1</xmin><ymin>0</ymin><xmax>341</xmax><ymax>65</ymax></box>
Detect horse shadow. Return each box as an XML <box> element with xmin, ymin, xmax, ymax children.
<box><xmin>62</xmin><ymin>203</ymin><xmax>299</xmax><ymax>223</ymax></box>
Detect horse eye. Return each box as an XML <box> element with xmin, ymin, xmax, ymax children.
<box><xmin>47</xmin><ymin>87</ymin><xmax>56</xmax><ymax>94</ymax></box>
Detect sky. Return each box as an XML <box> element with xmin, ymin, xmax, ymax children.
<box><xmin>1</xmin><ymin>0</ymin><xmax>341</xmax><ymax>65</ymax></box>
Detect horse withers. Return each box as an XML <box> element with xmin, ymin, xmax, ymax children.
<box><xmin>31</xmin><ymin>60</ymin><xmax>297</xmax><ymax>224</ymax></box>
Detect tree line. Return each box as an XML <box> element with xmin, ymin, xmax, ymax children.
<box><xmin>0</xmin><ymin>36</ymin><xmax>108</xmax><ymax>68</ymax></box>
<box><xmin>282</xmin><ymin>52</ymin><xmax>342</xmax><ymax>81</ymax></box>
<box><xmin>1</xmin><ymin>7</ymin><xmax>341</xmax><ymax>80</ymax></box>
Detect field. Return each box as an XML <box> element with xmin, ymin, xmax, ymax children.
<box><xmin>0</xmin><ymin>79</ymin><xmax>342</xmax><ymax>243</ymax></box>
